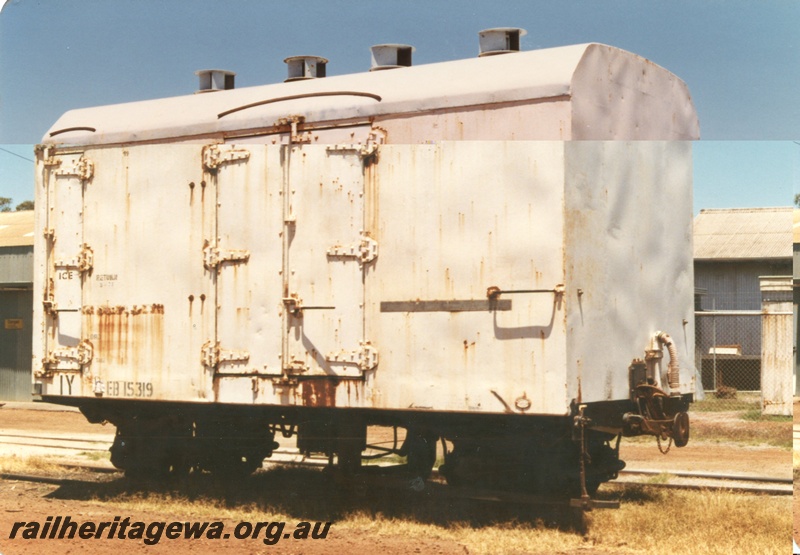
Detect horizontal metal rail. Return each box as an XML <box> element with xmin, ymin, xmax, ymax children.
<box><xmin>621</xmin><ymin>468</ymin><xmax>791</xmax><ymax>484</ymax></box>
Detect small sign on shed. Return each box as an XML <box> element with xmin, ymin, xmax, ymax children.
<box><xmin>4</xmin><ymin>319</ymin><xmax>23</xmax><ymax>330</ymax></box>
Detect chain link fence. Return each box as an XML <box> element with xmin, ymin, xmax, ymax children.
<box><xmin>695</xmin><ymin>310</ymin><xmax>763</xmax><ymax>411</ymax></box>
<box><xmin>694</xmin><ymin>286</ymin><xmax>793</xmax><ymax>414</ymax></box>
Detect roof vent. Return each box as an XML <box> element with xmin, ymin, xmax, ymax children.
<box><xmin>478</xmin><ymin>28</ymin><xmax>526</xmax><ymax>57</ymax></box>
<box><xmin>284</xmin><ymin>56</ymin><xmax>328</xmax><ymax>82</ymax></box>
<box><xmin>370</xmin><ymin>44</ymin><xmax>414</xmax><ymax>71</ymax></box>
<box><xmin>195</xmin><ymin>69</ymin><xmax>236</xmax><ymax>93</ymax></box>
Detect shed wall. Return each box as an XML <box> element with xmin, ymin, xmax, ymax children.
<box><xmin>0</xmin><ymin>244</ymin><xmax>34</xmax><ymax>401</ymax></box>
<box><xmin>0</xmin><ymin>247</ymin><xmax>34</xmax><ymax>285</ymax></box>
<box><xmin>0</xmin><ymin>289</ymin><xmax>33</xmax><ymax>401</ymax></box>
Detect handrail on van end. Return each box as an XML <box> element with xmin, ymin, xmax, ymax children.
<box><xmin>486</xmin><ymin>284</ymin><xmax>566</xmax><ymax>299</ymax></box>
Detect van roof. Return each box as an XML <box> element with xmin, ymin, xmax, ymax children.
<box><xmin>43</xmin><ymin>43</ymin><xmax>699</xmax><ymax>146</ymax></box>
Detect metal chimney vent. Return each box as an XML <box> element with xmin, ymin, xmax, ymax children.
<box><xmin>478</xmin><ymin>28</ymin><xmax>527</xmax><ymax>57</ymax></box>
<box><xmin>370</xmin><ymin>44</ymin><xmax>414</xmax><ymax>71</ymax></box>
<box><xmin>284</xmin><ymin>56</ymin><xmax>328</xmax><ymax>82</ymax></box>
<box><xmin>195</xmin><ymin>69</ymin><xmax>236</xmax><ymax>93</ymax></box>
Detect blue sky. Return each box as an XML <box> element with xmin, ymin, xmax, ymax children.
<box><xmin>1</xmin><ymin>0</ymin><xmax>798</xmax><ymax>211</ymax></box>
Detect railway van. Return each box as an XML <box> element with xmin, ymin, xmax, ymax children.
<box><xmin>33</xmin><ymin>29</ymin><xmax>699</xmax><ymax>498</ymax></box>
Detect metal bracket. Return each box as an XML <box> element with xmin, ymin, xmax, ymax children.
<box><xmin>202</xmin><ymin>145</ymin><xmax>250</xmax><ymax>171</ymax></box>
<box><xmin>327</xmin><ymin>235</ymin><xmax>378</xmax><ymax>265</ymax></box>
<box><xmin>282</xmin><ymin>295</ymin><xmax>303</xmax><ymax>317</ymax></box>
<box><xmin>326</xmin><ymin>341</ymin><xmax>379</xmax><ymax>371</ymax></box>
<box><xmin>203</xmin><ymin>242</ymin><xmax>250</xmax><ymax>269</ymax></box>
<box><xmin>360</xmin><ymin>129</ymin><xmax>385</xmax><ymax>162</ymax></box>
<box><xmin>54</xmin><ymin>244</ymin><xmax>94</xmax><ymax>273</ymax></box>
<box><xmin>78</xmin><ymin>244</ymin><xmax>94</xmax><ymax>272</ymax></box>
<box><xmin>272</xmin><ymin>375</ymin><xmax>300</xmax><ymax>387</ymax></box>
<box><xmin>282</xmin><ymin>295</ymin><xmax>335</xmax><ymax>317</ymax></box>
<box><xmin>277</xmin><ymin>115</ymin><xmax>312</xmax><ymax>144</ymax></box>
<box><xmin>283</xmin><ymin>359</ymin><xmax>309</xmax><ymax>375</ymax></box>
<box><xmin>43</xmin><ymin>339</ymin><xmax>94</xmax><ymax>372</ymax></box>
<box><xmin>325</xmin><ymin>141</ymin><xmax>381</xmax><ymax>161</ymax></box>
<box><xmin>42</xmin><ymin>278</ymin><xmax>56</xmax><ymax>314</ymax></box>
<box><xmin>201</xmin><ymin>341</ymin><xmax>250</xmax><ymax>369</ymax></box>
<box><xmin>54</xmin><ymin>157</ymin><xmax>94</xmax><ymax>181</ymax></box>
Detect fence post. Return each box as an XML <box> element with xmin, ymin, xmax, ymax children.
<box><xmin>759</xmin><ymin>276</ymin><xmax>792</xmax><ymax>416</ymax></box>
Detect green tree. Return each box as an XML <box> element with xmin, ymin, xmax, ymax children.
<box><xmin>0</xmin><ymin>197</ymin><xmax>11</xmax><ymax>212</ymax></box>
<box><xmin>15</xmin><ymin>200</ymin><xmax>34</xmax><ymax>211</ymax></box>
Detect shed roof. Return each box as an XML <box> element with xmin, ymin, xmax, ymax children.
<box><xmin>694</xmin><ymin>207</ymin><xmax>792</xmax><ymax>261</ymax></box>
<box><xmin>0</xmin><ymin>211</ymin><xmax>35</xmax><ymax>248</ymax></box>
<box><xmin>794</xmin><ymin>209</ymin><xmax>800</xmax><ymax>244</ymax></box>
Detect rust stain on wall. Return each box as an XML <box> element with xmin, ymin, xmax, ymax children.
<box><xmin>301</xmin><ymin>379</ymin><xmax>339</xmax><ymax>407</ymax></box>
<box><xmin>82</xmin><ymin>304</ymin><xmax>165</xmax><ymax>383</ymax></box>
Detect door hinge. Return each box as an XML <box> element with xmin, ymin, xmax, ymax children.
<box><xmin>326</xmin><ymin>341</ymin><xmax>378</xmax><ymax>371</ymax></box>
<box><xmin>327</xmin><ymin>234</ymin><xmax>378</xmax><ymax>265</ymax></box>
<box><xmin>202</xmin><ymin>145</ymin><xmax>250</xmax><ymax>171</ymax></box>
<box><xmin>54</xmin><ymin>243</ymin><xmax>94</xmax><ymax>273</ymax></box>
<box><xmin>43</xmin><ymin>340</ymin><xmax>94</xmax><ymax>372</ymax></box>
<box><xmin>203</xmin><ymin>242</ymin><xmax>250</xmax><ymax>269</ymax></box>
<box><xmin>201</xmin><ymin>341</ymin><xmax>250</xmax><ymax>369</ymax></box>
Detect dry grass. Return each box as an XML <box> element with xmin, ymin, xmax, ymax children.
<box><xmin>690</xmin><ymin>414</ymin><xmax>791</xmax><ymax>449</ymax></box>
<box><xmin>0</xmin><ymin>454</ymin><xmax>66</xmax><ymax>474</ymax></box>
<box><xmin>1</xmin><ymin>459</ymin><xmax>783</xmax><ymax>555</ymax></box>
<box><xmin>85</xmin><ymin>486</ymin><xmax>790</xmax><ymax>554</ymax></box>
<box><xmin>589</xmin><ymin>486</ymin><xmax>789</xmax><ymax>554</ymax></box>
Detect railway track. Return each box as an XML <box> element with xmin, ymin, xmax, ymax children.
<box><xmin>0</xmin><ymin>436</ymin><xmax>791</xmax><ymax>496</ymax></box>
<box><xmin>0</xmin><ymin>431</ymin><xmax>112</xmax><ymax>453</ymax></box>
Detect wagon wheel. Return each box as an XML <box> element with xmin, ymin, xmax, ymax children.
<box><xmin>672</xmin><ymin>411</ymin><xmax>690</xmax><ymax>447</ymax></box>
<box><xmin>112</xmin><ymin>426</ymin><xmax>194</xmax><ymax>481</ymax></box>
<box><xmin>401</xmin><ymin>429</ymin><xmax>438</xmax><ymax>480</ymax></box>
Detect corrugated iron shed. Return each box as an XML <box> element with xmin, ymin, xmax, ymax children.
<box><xmin>793</xmin><ymin>209</ymin><xmax>800</xmax><ymax>244</ymax></box>
<box><xmin>0</xmin><ymin>211</ymin><xmax>35</xmax><ymax>248</ymax></box>
<box><xmin>693</xmin><ymin>207</ymin><xmax>792</xmax><ymax>261</ymax></box>
<box><xmin>0</xmin><ymin>210</ymin><xmax>34</xmax><ymax>401</ymax></box>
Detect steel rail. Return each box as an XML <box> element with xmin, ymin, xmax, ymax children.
<box><xmin>620</xmin><ymin>468</ymin><xmax>791</xmax><ymax>484</ymax></box>
<box><xmin>0</xmin><ymin>433</ymin><xmax>111</xmax><ymax>452</ymax></box>
<box><xmin>0</xmin><ymin>432</ymin><xmax>112</xmax><ymax>444</ymax></box>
